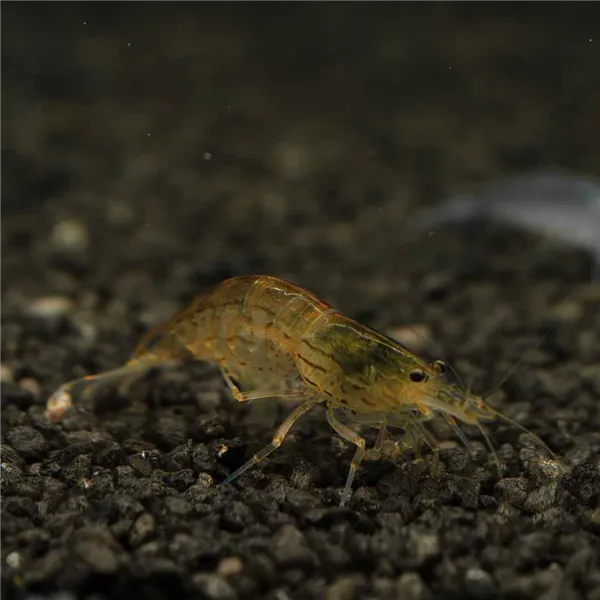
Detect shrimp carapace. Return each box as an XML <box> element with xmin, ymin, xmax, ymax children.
<box><xmin>46</xmin><ymin>275</ymin><xmax>553</xmax><ymax>506</ymax></box>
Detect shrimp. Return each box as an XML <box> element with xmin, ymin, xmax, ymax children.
<box><xmin>46</xmin><ymin>275</ymin><xmax>553</xmax><ymax>506</ymax></box>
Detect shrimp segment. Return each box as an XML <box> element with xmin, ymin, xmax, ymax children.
<box><xmin>46</xmin><ymin>275</ymin><xmax>554</xmax><ymax>505</ymax></box>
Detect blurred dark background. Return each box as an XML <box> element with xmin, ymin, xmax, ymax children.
<box><xmin>3</xmin><ymin>2</ymin><xmax>600</xmax><ymax>318</ymax></box>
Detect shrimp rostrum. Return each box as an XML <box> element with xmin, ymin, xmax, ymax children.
<box><xmin>46</xmin><ymin>275</ymin><xmax>553</xmax><ymax>506</ymax></box>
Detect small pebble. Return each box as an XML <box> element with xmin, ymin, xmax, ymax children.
<box><xmin>129</xmin><ymin>513</ymin><xmax>156</xmax><ymax>547</ymax></box>
<box><xmin>396</xmin><ymin>572</ymin><xmax>426</xmax><ymax>600</ymax></box>
<box><xmin>406</xmin><ymin>528</ymin><xmax>440</xmax><ymax>567</ymax></box>
<box><xmin>1</xmin><ymin>364</ymin><xmax>14</xmax><ymax>384</ymax></box>
<box><xmin>51</xmin><ymin>219</ymin><xmax>89</xmax><ymax>253</ymax></box>
<box><xmin>192</xmin><ymin>573</ymin><xmax>238</xmax><ymax>600</ymax></box>
<box><xmin>18</xmin><ymin>378</ymin><xmax>41</xmax><ymax>398</ymax></box>
<box><xmin>6</xmin><ymin>426</ymin><xmax>47</xmax><ymax>460</ymax></box>
<box><xmin>72</xmin><ymin>527</ymin><xmax>119</xmax><ymax>574</ymax></box>
<box><xmin>465</xmin><ymin>567</ymin><xmax>495</xmax><ymax>597</ymax></box>
<box><xmin>325</xmin><ymin>575</ymin><xmax>361</xmax><ymax>600</ymax></box>
<box><xmin>273</xmin><ymin>525</ymin><xmax>313</xmax><ymax>566</ymax></box>
<box><xmin>107</xmin><ymin>200</ymin><xmax>134</xmax><ymax>227</ymax></box>
<box><xmin>495</xmin><ymin>477</ymin><xmax>529</xmax><ymax>508</ymax></box>
<box><xmin>217</xmin><ymin>556</ymin><xmax>244</xmax><ymax>577</ymax></box>
<box><xmin>6</xmin><ymin>551</ymin><xmax>21</xmax><ymax>569</ymax></box>
<box><xmin>27</xmin><ymin>296</ymin><xmax>74</xmax><ymax>320</ymax></box>
<box><xmin>196</xmin><ymin>472</ymin><xmax>215</xmax><ymax>488</ymax></box>
<box><xmin>221</xmin><ymin>501</ymin><xmax>255</xmax><ymax>532</ymax></box>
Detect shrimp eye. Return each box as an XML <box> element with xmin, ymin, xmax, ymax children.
<box><xmin>432</xmin><ymin>360</ymin><xmax>448</xmax><ymax>375</ymax></box>
<box><xmin>409</xmin><ymin>369</ymin><xmax>428</xmax><ymax>383</ymax></box>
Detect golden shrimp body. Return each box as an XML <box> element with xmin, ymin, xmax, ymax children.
<box><xmin>132</xmin><ymin>275</ymin><xmax>444</xmax><ymax>410</ymax></box>
<box><xmin>45</xmin><ymin>275</ymin><xmax>339</xmax><ymax>421</ymax></box>
<box><xmin>45</xmin><ymin>275</ymin><xmax>552</xmax><ymax>506</ymax></box>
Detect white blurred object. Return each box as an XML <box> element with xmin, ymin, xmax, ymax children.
<box><xmin>410</xmin><ymin>172</ymin><xmax>600</xmax><ymax>278</ymax></box>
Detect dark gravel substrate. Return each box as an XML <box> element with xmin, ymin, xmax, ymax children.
<box><xmin>2</xmin><ymin>4</ymin><xmax>600</xmax><ymax>600</ymax></box>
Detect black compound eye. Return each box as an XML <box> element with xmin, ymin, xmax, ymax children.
<box><xmin>432</xmin><ymin>360</ymin><xmax>448</xmax><ymax>375</ymax></box>
<box><xmin>409</xmin><ymin>369</ymin><xmax>428</xmax><ymax>383</ymax></box>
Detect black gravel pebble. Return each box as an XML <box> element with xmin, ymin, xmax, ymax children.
<box><xmin>3</xmin><ymin>4</ymin><xmax>600</xmax><ymax>600</ymax></box>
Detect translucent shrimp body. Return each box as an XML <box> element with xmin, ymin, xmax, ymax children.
<box><xmin>128</xmin><ymin>275</ymin><xmax>446</xmax><ymax>412</ymax></box>
<box><xmin>46</xmin><ymin>275</ymin><xmax>550</xmax><ymax>506</ymax></box>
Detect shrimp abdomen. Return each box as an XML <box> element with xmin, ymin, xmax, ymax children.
<box><xmin>207</xmin><ymin>276</ymin><xmax>332</xmax><ymax>391</ymax></box>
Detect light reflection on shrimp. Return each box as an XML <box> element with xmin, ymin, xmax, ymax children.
<box><xmin>46</xmin><ymin>275</ymin><xmax>554</xmax><ymax>506</ymax></box>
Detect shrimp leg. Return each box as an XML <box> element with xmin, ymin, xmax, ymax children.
<box><xmin>326</xmin><ymin>405</ymin><xmax>368</xmax><ymax>507</ymax></box>
<box><xmin>410</xmin><ymin>421</ymin><xmax>441</xmax><ymax>475</ymax></box>
<box><xmin>364</xmin><ymin>424</ymin><xmax>389</xmax><ymax>461</ymax></box>
<box><xmin>221</xmin><ymin>397</ymin><xmax>319</xmax><ymax>485</ymax></box>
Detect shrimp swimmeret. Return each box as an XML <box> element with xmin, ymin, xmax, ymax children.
<box><xmin>46</xmin><ymin>275</ymin><xmax>553</xmax><ymax>506</ymax></box>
